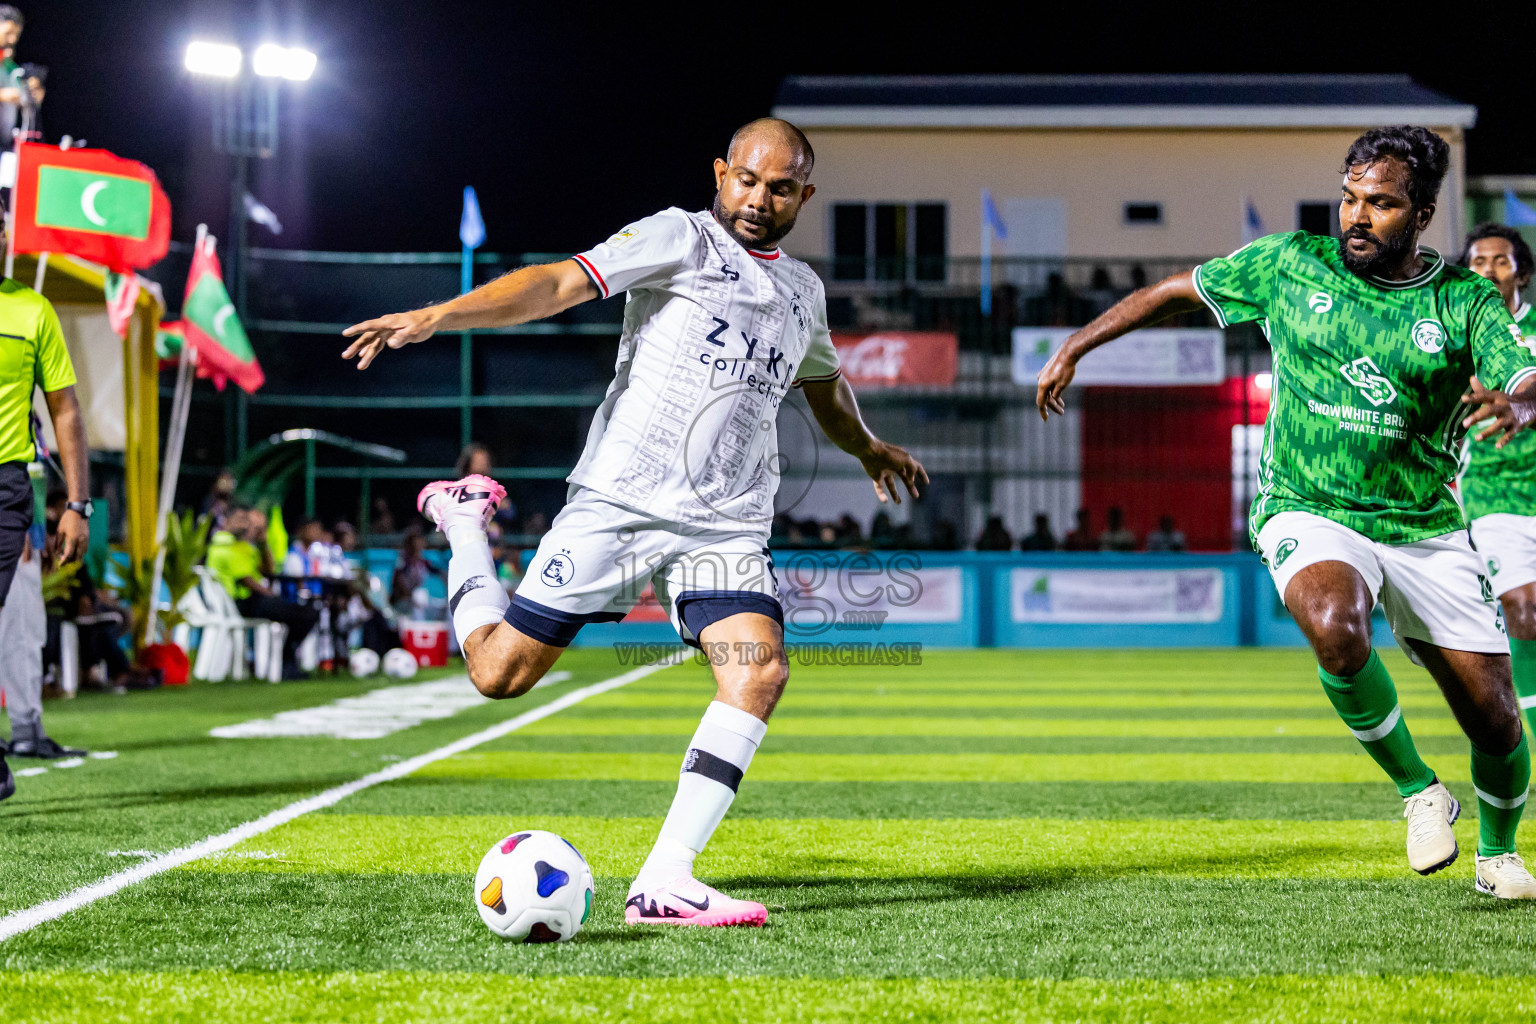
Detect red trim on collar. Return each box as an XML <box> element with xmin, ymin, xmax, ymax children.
<box><xmin>748</xmin><ymin>249</ymin><xmax>780</xmax><ymax>261</ymax></box>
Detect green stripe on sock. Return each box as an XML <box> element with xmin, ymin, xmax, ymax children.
<box><xmin>1473</xmin><ymin>735</ymin><xmax>1531</xmax><ymax>857</ymax></box>
<box><xmin>1318</xmin><ymin>649</ymin><xmax>1436</xmax><ymax>798</ymax></box>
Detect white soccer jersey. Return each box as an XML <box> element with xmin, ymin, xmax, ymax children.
<box><xmin>568</xmin><ymin>207</ymin><xmax>841</xmax><ymax>533</ymax></box>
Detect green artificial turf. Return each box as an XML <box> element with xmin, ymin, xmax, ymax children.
<box><xmin>3</xmin><ymin>646</ymin><xmax>1535</xmax><ymax>1022</ymax></box>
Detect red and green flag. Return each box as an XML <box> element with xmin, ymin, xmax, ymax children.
<box><xmin>104</xmin><ymin>270</ymin><xmax>140</xmax><ymax>338</ymax></box>
<box><xmin>155</xmin><ymin>319</ymin><xmax>185</xmax><ymax>369</ymax></box>
<box><xmin>12</xmin><ymin>143</ymin><xmax>171</xmax><ymax>272</ymax></box>
<box><xmin>181</xmin><ymin>234</ymin><xmax>263</xmax><ymax>393</ymax></box>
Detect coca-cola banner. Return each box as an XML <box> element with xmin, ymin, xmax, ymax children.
<box><xmin>830</xmin><ymin>331</ymin><xmax>958</xmax><ymax>387</ymax></box>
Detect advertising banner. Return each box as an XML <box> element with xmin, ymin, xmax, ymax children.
<box><xmin>1010</xmin><ymin>567</ymin><xmax>1225</xmax><ymax>624</ymax></box>
<box><xmin>831</xmin><ymin>331</ymin><xmax>958</xmax><ymax>387</ymax></box>
<box><xmin>1011</xmin><ymin>327</ymin><xmax>1224</xmax><ymax>386</ymax></box>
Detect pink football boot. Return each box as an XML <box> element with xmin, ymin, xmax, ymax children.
<box><xmin>624</xmin><ymin>877</ymin><xmax>767</xmax><ymax>927</ymax></box>
<box><xmin>417</xmin><ymin>474</ymin><xmax>506</xmax><ymax>533</ymax></box>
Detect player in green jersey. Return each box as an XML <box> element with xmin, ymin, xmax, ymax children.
<box><xmin>1037</xmin><ymin>126</ymin><xmax>1536</xmax><ymax>898</ymax></box>
<box><xmin>1461</xmin><ymin>224</ymin><xmax>1536</xmax><ymax>740</ymax></box>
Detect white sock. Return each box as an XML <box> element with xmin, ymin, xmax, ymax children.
<box><xmin>633</xmin><ymin>700</ymin><xmax>768</xmax><ymax>891</ymax></box>
<box><xmin>445</xmin><ymin>522</ymin><xmax>509</xmax><ymax>639</ymax></box>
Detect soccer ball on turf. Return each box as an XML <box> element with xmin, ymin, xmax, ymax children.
<box><xmin>382</xmin><ymin>647</ymin><xmax>417</xmax><ymax>678</ymax></box>
<box><xmin>474</xmin><ymin>829</ymin><xmax>594</xmax><ymax>942</ymax></box>
<box><xmin>348</xmin><ymin>647</ymin><xmax>381</xmax><ymax>677</ymax></box>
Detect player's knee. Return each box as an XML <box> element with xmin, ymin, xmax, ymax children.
<box><xmin>1501</xmin><ymin>591</ymin><xmax>1536</xmax><ymax>641</ymax></box>
<box><xmin>468</xmin><ymin>658</ymin><xmax>538</xmax><ymax>700</ymax></box>
<box><xmin>1305</xmin><ymin>601</ymin><xmax>1374</xmax><ymax>676</ymax></box>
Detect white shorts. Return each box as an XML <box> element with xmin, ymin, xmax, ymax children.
<box><xmin>1470</xmin><ymin>513</ymin><xmax>1536</xmax><ymax>599</ymax></box>
<box><xmin>508</xmin><ymin>487</ymin><xmax>782</xmax><ymax>648</ymax></box>
<box><xmin>1256</xmin><ymin>510</ymin><xmax>1506</xmax><ymax>656</ymax></box>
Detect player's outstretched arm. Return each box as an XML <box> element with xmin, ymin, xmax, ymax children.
<box><xmin>1462</xmin><ymin>375</ymin><xmax>1536</xmax><ymax>449</ymax></box>
<box><xmin>802</xmin><ymin>376</ymin><xmax>929</xmax><ymax>504</ymax></box>
<box><xmin>341</xmin><ymin>260</ymin><xmax>600</xmax><ymax>370</ymax></box>
<box><xmin>1035</xmin><ymin>269</ymin><xmax>1204</xmax><ymax>420</ymax></box>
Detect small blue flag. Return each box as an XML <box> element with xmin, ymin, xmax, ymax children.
<box><xmin>1242</xmin><ymin>199</ymin><xmax>1265</xmax><ymax>244</ymax></box>
<box><xmin>981</xmin><ymin>190</ymin><xmax>1007</xmax><ymax>240</ymax></box>
<box><xmin>1505</xmin><ymin>189</ymin><xmax>1536</xmax><ymax>227</ymax></box>
<box><xmin>459</xmin><ymin>186</ymin><xmax>486</xmax><ymax>250</ymax></box>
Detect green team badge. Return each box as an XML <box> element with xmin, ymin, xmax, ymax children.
<box><xmin>1308</xmin><ymin>291</ymin><xmax>1333</xmax><ymax>313</ymax></box>
<box><xmin>1274</xmin><ymin>538</ymin><xmax>1298</xmax><ymax>567</ymax></box>
<box><xmin>1339</xmin><ymin>356</ymin><xmax>1397</xmax><ymax>406</ymax></box>
<box><xmin>1411</xmin><ymin>318</ymin><xmax>1445</xmax><ymax>353</ymax></box>
<box><xmin>1488</xmin><ymin>556</ymin><xmax>1502</xmax><ymax>577</ymax></box>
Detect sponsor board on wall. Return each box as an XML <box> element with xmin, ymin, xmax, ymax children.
<box><xmin>1011</xmin><ymin>327</ymin><xmax>1224</xmax><ymax>386</ymax></box>
<box><xmin>1010</xmin><ymin>568</ymin><xmax>1225</xmax><ymax>624</ymax></box>
<box><xmin>831</xmin><ymin>331</ymin><xmax>958</xmax><ymax>387</ymax></box>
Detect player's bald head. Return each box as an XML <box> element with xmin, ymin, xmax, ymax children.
<box><xmin>726</xmin><ymin>118</ymin><xmax>814</xmax><ymax>181</ymax></box>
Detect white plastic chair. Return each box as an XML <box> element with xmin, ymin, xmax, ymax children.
<box><xmin>179</xmin><ymin>568</ymin><xmax>285</xmax><ymax>682</ymax></box>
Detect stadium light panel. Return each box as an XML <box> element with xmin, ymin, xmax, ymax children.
<box><xmin>254</xmin><ymin>44</ymin><xmax>318</xmax><ymax>81</ymax></box>
<box><xmin>185</xmin><ymin>41</ymin><xmax>242</xmax><ymax>78</ymax></box>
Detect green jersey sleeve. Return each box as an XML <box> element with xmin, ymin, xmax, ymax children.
<box><xmin>1191</xmin><ymin>232</ymin><xmax>1297</xmax><ymax>328</ymax></box>
<box><xmin>1467</xmin><ymin>285</ymin><xmax>1536</xmax><ymax>395</ymax></box>
<box><xmin>34</xmin><ymin>301</ymin><xmax>77</xmax><ymax>392</ymax></box>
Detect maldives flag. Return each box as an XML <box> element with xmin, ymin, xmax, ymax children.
<box><xmin>155</xmin><ymin>320</ymin><xmax>185</xmax><ymax>369</ymax></box>
<box><xmin>182</xmin><ymin>235</ymin><xmax>263</xmax><ymax>393</ymax></box>
<box><xmin>12</xmin><ymin>143</ymin><xmax>172</xmax><ymax>272</ymax></box>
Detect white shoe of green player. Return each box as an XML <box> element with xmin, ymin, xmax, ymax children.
<box><xmin>1403</xmin><ymin>781</ymin><xmax>1460</xmax><ymax>875</ymax></box>
<box><xmin>1475</xmin><ymin>853</ymin><xmax>1536</xmax><ymax>899</ymax></box>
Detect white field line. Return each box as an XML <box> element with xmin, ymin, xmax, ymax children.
<box><xmin>0</xmin><ymin>658</ymin><xmax>676</xmax><ymax>943</ymax></box>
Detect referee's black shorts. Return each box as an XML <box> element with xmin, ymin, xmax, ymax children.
<box><xmin>0</xmin><ymin>461</ymin><xmax>34</xmax><ymax>608</ymax></box>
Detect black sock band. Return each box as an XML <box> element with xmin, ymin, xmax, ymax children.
<box><xmin>682</xmin><ymin>748</ymin><xmax>743</xmax><ymax>792</ymax></box>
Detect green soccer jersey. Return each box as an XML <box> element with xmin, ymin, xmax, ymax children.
<box><xmin>1194</xmin><ymin>231</ymin><xmax>1536</xmax><ymax>545</ymax></box>
<box><xmin>1460</xmin><ymin>301</ymin><xmax>1536</xmax><ymax>520</ymax></box>
<box><xmin>0</xmin><ymin>278</ymin><xmax>76</xmax><ymax>464</ymax></box>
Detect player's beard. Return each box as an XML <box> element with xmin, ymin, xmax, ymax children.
<box><xmin>712</xmin><ymin>192</ymin><xmax>798</xmax><ymax>251</ymax></box>
<box><xmin>1339</xmin><ymin>220</ymin><xmax>1418</xmax><ymax>278</ymax></box>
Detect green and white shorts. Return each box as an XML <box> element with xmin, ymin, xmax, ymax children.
<box><xmin>1257</xmin><ymin>510</ymin><xmax>1506</xmax><ymax>656</ymax></box>
<box><xmin>1470</xmin><ymin>513</ymin><xmax>1536</xmax><ymax>600</ymax></box>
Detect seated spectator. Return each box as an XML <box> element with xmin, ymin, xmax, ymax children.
<box><xmin>43</xmin><ymin>495</ymin><xmax>153</xmax><ymax>694</ymax></box>
<box><xmin>1019</xmin><ymin>513</ymin><xmax>1058</xmax><ymax>552</ymax></box>
<box><xmin>391</xmin><ymin>525</ymin><xmax>443</xmax><ymax>617</ymax></box>
<box><xmin>199</xmin><ymin>468</ymin><xmax>236</xmax><ymax>530</ymax></box>
<box><xmin>1098</xmin><ymin>506</ymin><xmax>1138</xmax><ymax>552</ymax></box>
<box><xmin>334</xmin><ymin>521</ymin><xmax>360</xmax><ymax>554</ymax></box>
<box><xmin>1145</xmin><ymin>514</ymin><xmax>1187</xmax><ymax>553</ymax></box>
<box><xmin>207</xmin><ymin>506</ymin><xmax>319</xmax><ymax>678</ymax></box>
<box><xmin>930</xmin><ymin>519</ymin><xmax>961</xmax><ymax>551</ymax></box>
<box><xmin>868</xmin><ymin>512</ymin><xmax>895</xmax><ymax>549</ymax></box>
<box><xmin>370</xmin><ymin>496</ymin><xmax>397</xmax><ymax>535</ymax></box>
<box><xmin>975</xmin><ymin>515</ymin><xmax>1013</xmax><ymax>551</ymax></box>
<box><xmin>1062</xmin><ymin>509</ymin><xmax>1095</xmax><ymax>551</ymax></box>
<box><xmin>834</xmin><ymin>513</ymin><xmax>863</xmax><ymax>547</ymax></box>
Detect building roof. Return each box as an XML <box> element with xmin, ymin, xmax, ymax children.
<box><xmin>772</xmin><ymin>75</ymin><xmax>1477</xmax><ymax>130</ymax></box>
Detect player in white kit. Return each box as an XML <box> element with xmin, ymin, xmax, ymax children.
<box><xmin>342</xmin><ymin>119</ymin><xmax>927</xmax><ymax>926</ymax></box>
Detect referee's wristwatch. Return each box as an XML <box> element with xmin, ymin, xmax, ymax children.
<box><xmin>64</xmin><ymin>500</ymin><xmax>93</xmax><ymax>519</ymax></box>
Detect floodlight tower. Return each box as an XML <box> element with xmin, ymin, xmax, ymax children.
<box><xmin>185</xmin><ymin>39</ymin><xmax>316</xmax><ymax>454</ymax></box>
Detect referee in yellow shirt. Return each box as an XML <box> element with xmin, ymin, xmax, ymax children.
<box><xmin>0</xmin><ymin>208</ymin><xmax>91</xmax><ymax>802</ymax></box>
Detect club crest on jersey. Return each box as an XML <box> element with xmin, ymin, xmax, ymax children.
<box><xmin>1411</xmin><ymin>318</ymin><xmax>1446</xmax><ymax>354</ymax></box>
<box><xmin>1513</xmin><ymin>323</ymin><xmax>1536</xmax><ymax>356</ymax></box>
<box><xmin>1340</xmin><ymin>356</ymin><xmax>1398</xmax><ymax>407</ymax></box>
<box><xmin>541</xmin><ymin>551</ymin><xmax>575</xmax><ymax>588</ymax></box>
<box><xmin>1307</xmin><ymin>292</ymin><xmax>1333</xmax><ymax>314</ymax></box>
<box><xmin>1273</xmin><ymin>538</ymin><xmax>1298</xmax><ymax>567</ymax></box>
<box><xmin>606</xmin><ymin>227</ymin><xmax>639</xmax><ymax>246</ymax></box>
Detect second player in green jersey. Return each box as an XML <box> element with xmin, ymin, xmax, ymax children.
<box><xmin>1461</xmin><ymin>222</ymin><xmax>1536</xmax><ymax>741</ymax></box>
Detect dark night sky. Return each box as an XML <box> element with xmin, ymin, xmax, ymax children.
<box><xmin>21</xmin><ymin>1</ymin><xmax>1536</xmax><ymax>255</ymax></box>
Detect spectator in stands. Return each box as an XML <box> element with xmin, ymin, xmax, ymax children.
<box><xmin>458</xmin><ymin>442</ymin><xmax>517</xmax><ymax>530</ymax></box>
<box><xmin>868</xmin><ymin>512</ymin><xmax>896</xmax><ymax>549</ymax></box>
<box><xmin>931</xmin><ymin>519</ymin><xmax>961</xmax><ymax>551</ymax></box>
<box><xmin>1019</xmin><ymin>513</ymin><xmax>1058</xmax><ymax>551</ymax></box>
<box><xmin>1086</xmin><ymin>266</ymin><xmax>1118</xmax><ymax>315</ymax></box>
<box><xmin>0</xmin><ymin>7</ymin><xmax>43</xmax><ymax>145</ymax></box>
<box><xmin>370</xmin><ymin>496</ymin><xmax>397</xmax><ymax>535</ymax></box>
<box><xmin>1062</xmin><ymin>509</ymin><xmax>1095</xmax><ymax>551</ymax></box>
<box><xmin>199</xmin><ymin>468</ymin><xmax>236</xmax><ymax>530</ymax></box>
<box><xmin>207</xmin><ymin>506</ymin><xmax>318</xmax><ymax>678</ymax></box>
<box><xmin>834</xmin><ymin>513</ymin><xmax>863</xmax><ymax>547</ymax></box>
<box><xmin>334</xmin><ymin>521</ymin><xmax>359</xmax><ymax>554</ymax></box>
<box><xmin>390</xmin><ymin>525</ymin><xmax>442</xmax><ymax>617</ymax></box>
<box><xmin>43</xmin><ymin>492</ymin><xmax>152</xmax><ymax>694</ymax></box>
<box><xmin>975</xmin><ymin>515</ymin><xmax>1013</xmax><ymax>551</ymax></box>
<box><xmin>1145</xmin><ymin>514</ymin><xmax>1187</xmax><ymax>553</ymax></box>
<box><xmin>1098</xmin><ymin>506</ymin><xmax>1138</xmax><ymax>552</ymax></box>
